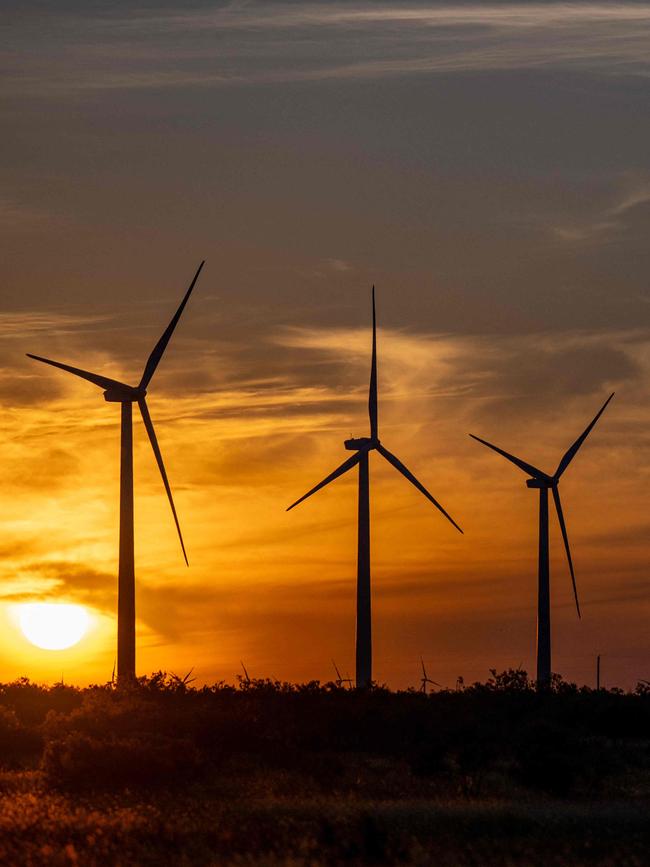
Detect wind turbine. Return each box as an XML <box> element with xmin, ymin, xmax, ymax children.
<box><xmin>332</xmin><ymin>659</ymin><xmax>353</xmax><ymax>689</ymax></box>
<box><xmin>287</xmin><ymin>288</ymin><xmax>462</xmax><ymax>689</ymax></box>
<box><xmin>420</xmin><ymin>657</ymin><xmax>441</xmax><ymax>694</ymax></box>
<box><xmin>469</xmin><ymin>393</ymin><xmax>614</xmax><ymax>688</ymax></box>
<box><xmin>27</xmin><ymin>261</ymin><xmax>204</xmax><ymax>684</ymax></box>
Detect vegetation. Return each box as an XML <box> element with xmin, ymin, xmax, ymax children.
<box><xmin>0</xmin><ymin>670</ymin><xmax>648</xmax><ymax>865</ymax></box>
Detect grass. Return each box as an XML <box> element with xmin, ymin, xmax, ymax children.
<box><xmin>0</xmin><ymin>782</ymin><xmax>648</xmax><ymax>866</ymax></box>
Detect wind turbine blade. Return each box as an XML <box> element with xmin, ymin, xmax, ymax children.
<box><xmin>139</xmin><ymin>261</ymin><xmax>204</xmax><ymax>390</ymax></box>
<box><xmin>26</xmin><ymin>354</ymin><xmax>126</xmax><ymax>392</ymax></box>
<box><xmin>286</xmin><ymin>450</ymin><xmax>363</xmax><ymax>511</ymax></box>
<box><xmin>420</xmin><ymin>656</ymin><xmax>427</xmax><ymax>679</ymax></box>
<box><xmin>369</xmin><ymin>286</ymin><xmax>378</xmax><ymax>440</ymax></box>
<box><xmin>554</xmin><ymin>393</ymin><xmax>614</xmax><ymax>479</ymax></box>
<box><xmin>552</xmin><ymin>486</ymin><xmax>581</xmax><ymax>619</ymax></box>
<box><xmin>469</xmin><ymin>434</ymin><xmax>547</xmax><ymax>480</ymax></box>
<box><xmin>377</xmin><ymin>444</ymin><xmax>463</xmax><ymax>533</ymax></box>
<box><xmin>138</xmin><ymin>398</ymin><xmax>188</xmax><ymax>565</ymax></box>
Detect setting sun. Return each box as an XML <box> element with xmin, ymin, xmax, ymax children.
<box><xmin>18</xmin><ymin>604</ymin><xmax>89</xmax><ymax>651</ymax></box>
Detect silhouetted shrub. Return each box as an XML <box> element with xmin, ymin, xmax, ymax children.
<box><xmin>0</xmin><ymin>678</ymin><xmax>82</xmax><ymax>725</ymax></box>
<box><xmin>514</xmin><ymin>721</ymin><xmax>580</xmax><ymax>795</ymax></box>
<box><xmin>42</xmin><ymin>730</ymin><xmax>202</xmax><ymax>790</ymax></box>
<box><xmin>485</xmin><ymin>668</ymin><xmax>533</xmax><ymax>693</ymax></box>
<box><xmin>0</xmin><ymin>670</ymin><xmax>643</xmax><ymax>799</ymax></box>
<box><xmin>512</xmin><ymin>721</ymin><xmax>618</xmax><ymax>796</ymax></box>
<box><xmin>0</xmin><ymin>706</ymin><xmax>41</xmax><ymax>768</ymax></box>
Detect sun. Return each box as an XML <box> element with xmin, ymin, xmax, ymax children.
<box><xmin>18</xmin><ymin>603</ymin><xmax>89</xmax><ymax>651</ymax></box>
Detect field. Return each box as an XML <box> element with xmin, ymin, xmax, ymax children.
<box><xmin>0</xmin><ymin>671</ymin><xmax>648</xmax><ymax>866</ymax></box>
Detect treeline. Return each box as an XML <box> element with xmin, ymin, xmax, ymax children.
<box><xmin>0</xmin><ymin>669</ymin><xmax>649</xmax><ymax>797</ymax></box>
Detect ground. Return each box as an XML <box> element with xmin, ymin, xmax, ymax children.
<box><xmin>0</xmin><ymin>672</ymin><xmax>648</xmax><ymax>865</ymax></box>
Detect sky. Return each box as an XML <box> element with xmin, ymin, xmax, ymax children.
<box><xmin>2</xmin><ymin>1</ymin><xmax>649</xmax><ymax>689</ymax></box>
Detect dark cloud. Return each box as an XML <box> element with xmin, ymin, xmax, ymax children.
<box><xmin>0</xmin><ymin>370</ymin><xmax>67</xmax><ymax>407</ymax></box>
<box><xmin>10</xmin><ymin>561</ymin><xmax>116</xmax><ymax>609</ymax></box>
<box><xmin>459</xmin><ymin>339</ymin><xmax>640</xmax><ymax>425</ymax></box>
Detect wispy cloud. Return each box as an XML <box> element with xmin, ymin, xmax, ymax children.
<box><xmin>552</xmin><ymin>175</ymin><xmax>650</xmax><ymax>244</ymax></box>
<box><xmin>0</xmin><ymin>311</ymin><xmax>111</xmax><ymax>338</ymax></box>
<box><xmin>324</xmin><ymin>258</ymin><xmax>352</xmax><ymax>273</ymax></box>
<box><xmin>7</xmin><ymin>3</ymin><xmax>650</xmax><ymax>96</ymax></box>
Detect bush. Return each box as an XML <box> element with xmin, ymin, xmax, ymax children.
<box><xmin>42</xmin><ymin>731</ymin><xmax>203</xmax><ymax>790</ymax></box>
<box><xmin>0</xmin><ymin>706</ymin><xmax>41</xmax><ymax>768</ymax></box>
<box><xmin>513</xmin><ymin>722</ymin><xmax>615</xmax><ymax>796</ymax></box>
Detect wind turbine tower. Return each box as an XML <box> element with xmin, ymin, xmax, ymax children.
<box><xmin>332</xmin><ymin>659</ymin><xmax>353</xmax><ymax>689</ymax></box>
<box><xmin>470</xmin><ymin>393</ymin><xmax>613</xmax><ymax>687</ymax></box>
<box><xmin>288</xmin><ymin>288</ymin><xmax>462</xmax><ymax>689</ymax></box>
<box><xmin>28</xmin><ymin>261</ymin><xmax>204</xmax><ymax>683</ymax></box>
<box><xmin>420</xmin><ymin>657</ymin><xmax>441</xmax><ymax>694</ymax></box>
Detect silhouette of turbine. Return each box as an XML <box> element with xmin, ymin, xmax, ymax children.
<box><xmin>332</xmin><ymin>659</ymin><xmax>353</xmax><ymax>689</ymax></box>
<box><xmin>28</xmin><ymin>261</ymin><xmax>204</xmax><ymax>684</ymax></box>
<box><xmin>469</xmin><ymin>393</ymin><xmax>614</xmax><ymax>688</ymax></box>
<box><xmin>420</xmin><ymin>657</ymin><xmax>441</xmax><ymax>694</ymax></box>
<box><xmin>287</xmin><ymin>288</ymin><xmax>462</xmax><ymax>689</ymax></box>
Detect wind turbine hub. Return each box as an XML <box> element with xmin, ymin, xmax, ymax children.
<box><xmin>344</xmin><ymin>436</ymin><xmax>377</xmax><ymax>451</ymax></box>
<box><xmin>103</xmin><ymin>385</ymin><xmax>146</xmax><ymax>403</ymax></box>
<box><xmin>526</xmin><ymin>477</ymin><xmax>552</xmax><ymax>489</ymax></box>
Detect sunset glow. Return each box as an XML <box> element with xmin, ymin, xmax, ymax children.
<box><xmin>17</xmin><ymin>604</ymin><xmax>90</xmax><ymax>651</ymax></box>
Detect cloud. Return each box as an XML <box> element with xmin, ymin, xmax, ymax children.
<box><xmin>610</xmin><ymin>182</ymin><xmax>650</xmax><ymax>217</ymax></box>
<box><xmin>0</xmin><ymin>311</ymin><xmax>112</xmax><ymax>339</ymax></box>
<box><xmin>7</xmin><ymin>3</ymin><xmax>650</xmax><ymax>97</ymax></box>
<box><xmin>324</xmin><ymin>258</ymin><xmax>352</xmax><ymax>273</ymax></box>
<box><xmin>275</xmin><ymin>324</ymin><xmax>644</xmax><ymax>422</ymax></box>
<box><xmin>0</xmin><ymin>560</ymin><xmax>115</xmax><ymax>607</ymax></box>
<box><xmin>552</xmin><ymin>176</ymin><xmax>650</xmax><ymax>245</ymax></box>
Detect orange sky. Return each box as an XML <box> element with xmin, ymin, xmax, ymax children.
<box><xmin>0</xmin><ymin>302</ymin><xmax>647</xmax><ymax>689</ymax></box>
<box><xmin>2</xmin><ymin>3</ymin><xmax>650</xmax><ymax>688</ymax></box>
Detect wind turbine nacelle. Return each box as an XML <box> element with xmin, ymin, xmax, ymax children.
<box><xmin>526</xmin><ymin>477</ymin><xmax>552</xmax><ymax>489</ymax></box>
<box><xmin>344</xmin><ymin>436</ymin><xmax>376</xmax><ymax>451</ymax></box>
<box><xmin>103</xmin><ymin>386</ymin><xmax>144</xmax><ymax>403</ymax></box>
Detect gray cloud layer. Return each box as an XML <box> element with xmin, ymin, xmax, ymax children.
<box><xmin>7</xmin><ymin>3</ymin><xmax>650</xmax><ymax>94</ymax></box>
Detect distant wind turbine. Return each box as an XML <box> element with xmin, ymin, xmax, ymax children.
<box><xmin>420</xmin><ymin>657</ymin><xmax>441</xmax><ymax>694</ymax></box>
<box><xmin>332</xmin><ymin>659</ymin><xmax>353</xmax><ymax>689</ymax></box>
<box><xmin>287</xmin><ymin>288</ymin><xmax>462</xmax><ymax>689</ymax></box>
<box><xmin>469</xmin><ymin>393</ymin><xmax>614</xmax><ymax>688</ymax></box>
<box><xmin>28</xmin><ymin>261</ymin><xmax>204</xmax><ymax>684</ymax></box>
